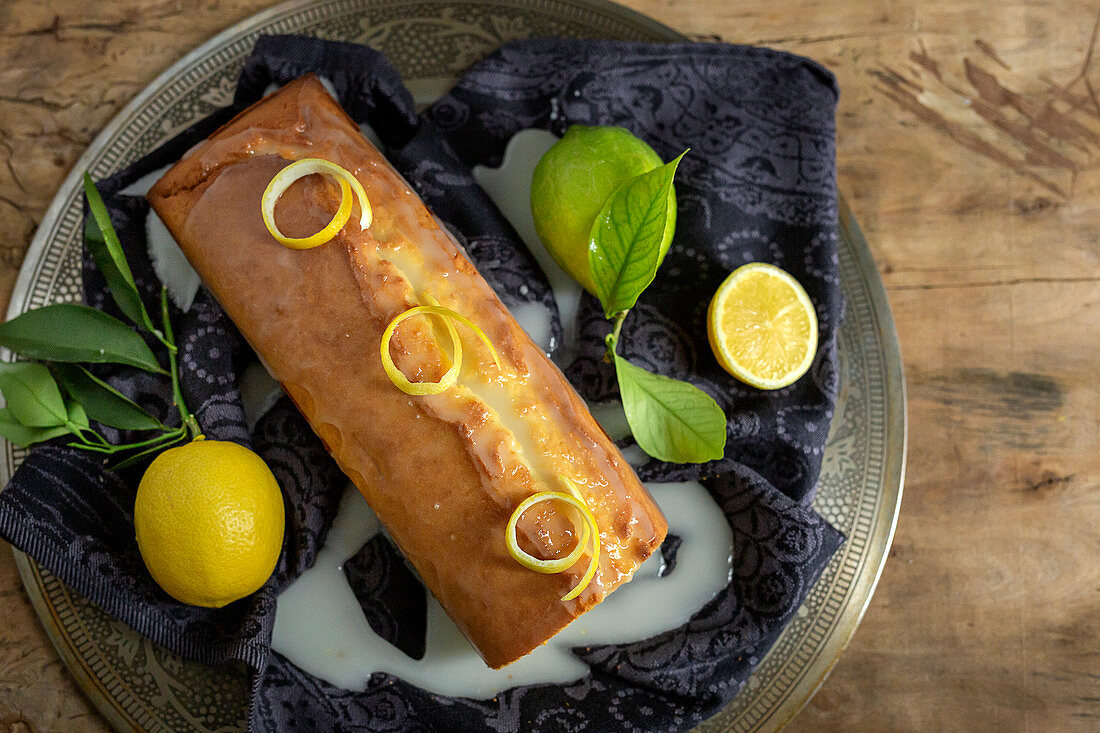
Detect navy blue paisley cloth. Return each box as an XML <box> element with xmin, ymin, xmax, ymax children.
<box><xmin>0</xmin><ymin>35</ymin><xmax>844</xmax><ymax>732</ymax></box>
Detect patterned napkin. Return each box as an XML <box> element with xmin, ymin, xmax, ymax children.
<box><xmin>0</xmin><ymin>35</ymin><xmax>844</xmax><ymax>732</ymax></box>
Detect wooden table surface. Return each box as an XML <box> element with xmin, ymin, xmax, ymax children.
<box><xmin>1</xmin><ymin>0</ymin><xmax>1098</xmax><ymax>731</ymax></box>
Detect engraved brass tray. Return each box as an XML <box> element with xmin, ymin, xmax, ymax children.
<box><xmin>4</xmin><ymin>0</ymin><xmax>906</xmax><ymax>730</ymax></box>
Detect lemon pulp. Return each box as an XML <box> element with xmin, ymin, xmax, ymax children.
<box><xmin>707</xmin><ymin>262</ymin><xmax>818</xmax><ymax>390</ymax></box>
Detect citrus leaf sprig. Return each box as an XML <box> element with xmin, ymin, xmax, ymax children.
<box><xmin>590</xmin><ymin>152</ymin><xmax>687</xmax><ymax>317</ymax></box>
<box><xmin>586</xmin><ymin>151</ymin><xmax>727</xmax><ymax>464</ymax></box>
<box><xmin>0</xmin><ymin>174</ymin><xmax>201</xmax><ymax>465</ymax></box>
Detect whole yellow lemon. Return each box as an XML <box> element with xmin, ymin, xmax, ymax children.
<box><xmin>134</xmin><ymin>439</ymin><xmax>285</xmax><ymax>608</ymax></box>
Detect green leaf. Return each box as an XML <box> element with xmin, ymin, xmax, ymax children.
<box><xmin>66</xmin><ymin>399</ymin><xmax>90</xmax><ymax>430</ymax></box>
<box><xmin>614</xmin><ymin>354</ymin><xmax>727</xmax><ymax>463</ymax></box>
<box><xmin>588</xmin><ymin>151</ymin><xmax>686</xmax><ymax>317</ymax></box>
<box><xmin>0</xmin><ymin>304</ymin><xmax>167</xmax><ymax>374</ymax></box>
<box><xmin>0</xmin><ymin>362</ymin><xmax>68</xmax><ymax>427</ymax></box>
<box><xmin>0</xmin><ymin>408</ymin><xmax>73</xmax><ymax>448</ymax></box>
<box><xmin>83</xmin><ymin>174</ymin><xmax>159</xmax><ymax>334</ymax></box>
<box><xmin>52</xmin><ymin>363</ymin><xmax>165</xmax><ymax>431</ymax></box>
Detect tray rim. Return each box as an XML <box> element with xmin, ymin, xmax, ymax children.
<box><xmin>763</xmin><ymin>196</ymin><xmax>907</xmax><ymax>731</ymax></box>
<box><xmin>5</xmin><ymin>0</ymin><xmax>906</xmax><ymax>730</ymax></box>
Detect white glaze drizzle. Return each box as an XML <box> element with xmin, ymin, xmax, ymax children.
<box><xmin>272</xmin><ymin>480</ymin><xmax>732</xmax><ymax>698</ymax></box>
<box><xmin>472</xmin><ymin>129</ymin><xmax>583</xmax><ymax>364</ymax></box>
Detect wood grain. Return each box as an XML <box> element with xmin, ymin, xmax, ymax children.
<box><xmin>1</xmin><ymin>0</ymin><xmax>1098</xmax><ymax>731</ymax></box>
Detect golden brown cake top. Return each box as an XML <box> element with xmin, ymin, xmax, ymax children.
<box><xmin>148</xmin><ymin>75</ymin><xmax>667</xmax><ymax>667</ymax></box>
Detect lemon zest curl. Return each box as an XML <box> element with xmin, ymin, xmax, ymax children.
<box><xmin>505</xmin><ymin>489</ymin><xmax>600</xmax><ymax>602</ymax></box>
<box><xmin>261</xmin><ymin>158</ymin><xmax>372</xmax><ymax>249</ymax></box>
<box><xmin>380</xmin><ymin>305</ymin><xmax>500</xmax><ymax>395</ymax></box>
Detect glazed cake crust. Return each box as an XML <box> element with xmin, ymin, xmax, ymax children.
<box><xmin>147</xmin><ymin>75</ymin><xmax>667</xmax><ymax>668</ymax></box>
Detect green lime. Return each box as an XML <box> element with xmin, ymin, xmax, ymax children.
<box><xmin>530</xmin><ymin>125</ymin><xmax>676</xmax><ymax>296</ymax></box>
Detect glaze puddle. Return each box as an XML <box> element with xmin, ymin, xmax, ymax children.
<box><xmin>272</xmin><ymin>481</ymin><xmax>732</xmax><ymax>698</ymax></box>
<box><xmin>472</xmin><ymin>129</ymin><xmax>583</xmax><ymax>362</ymax></box>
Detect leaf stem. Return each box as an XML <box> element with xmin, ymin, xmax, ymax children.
<box><xmin>66</xmin><ymin>426</ymin><xmax>187</xmax><ymax>456</ymax></box>
<box><xmin>73</xmin><ymin>423</ymin><xmax>111</xmax><ymax>447</ymax></box>
<box><xmin>67</xmin><ymin>441</ymin><xmax>116</xmax><ymax>454</ymax></box>
<box><xmin>159</xmin><ymin>288</ymin><xmax>202</xmax><ymax>441</ymax></box>
<box><xmin>116</xmin><ymin>427</ymin><xmax>187</xmax><ymax>452</ymax></box>
<box><xmin>153</xmin><ymin>292</ymin><xmax>177</xmax><ymax>356</ymax></box>
<box><xmin>61</xmin><ymin>421</ymin><xmax>112</xmax><ymax>451</ymax></box>
<box><xmin>111</xmin><ymin>429</ymin><xmax>189</xmax><ymax>470</ymax></box>
<box><xmin>604</xmin><ymin>310</ymin><xmax>628</xmax><ymax>361</ymax></box>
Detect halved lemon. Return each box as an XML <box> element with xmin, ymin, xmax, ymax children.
<box><xmin>707</xmin><ymin>262</ymin><xmax>818</xmax><ymax>390</ymax></box>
